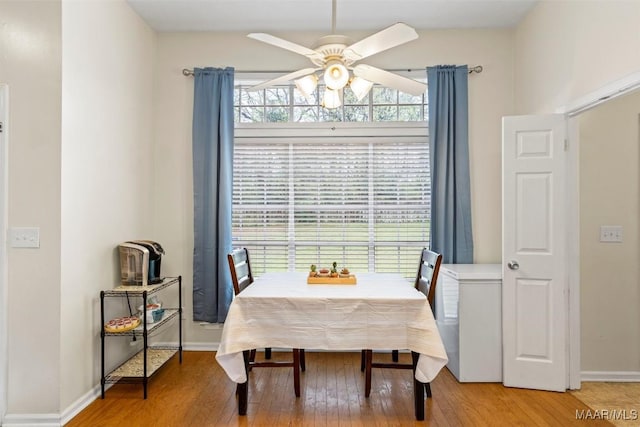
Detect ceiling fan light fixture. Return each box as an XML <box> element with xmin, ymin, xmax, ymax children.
<box><xmin>323</xmin><ymin>60</ymin><xmax>350</xmax><ymax>90</ymax></box>
<box><xmin>295</xmin><ymin>74</ymin><xmax>318</xmax><ymax>102</ymax></box>
<box><xmin>322</xmin><ymin>87</ymin><xmax>343</xmax><ymax>109</ymax></box>
<box><xmin>349</xmin><ymin>76</ymin><xmax>374</xmax><ymax>101</ymax></box>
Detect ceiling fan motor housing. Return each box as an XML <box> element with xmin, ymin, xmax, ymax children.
<box><xmin>311</xmin><ymin>34</ymin><xmax>355</xmax><ymax>66</ymax></box>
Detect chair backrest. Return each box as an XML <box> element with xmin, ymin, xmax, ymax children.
<box><xmin>414</xmin><ymin>248</ymin><xmax>443</xmax><ymax>312</ymax></box>
<box><xmin>227</xmin><ymin>248</ymin><xmax>254</xmax><ymax>295</ymax></box>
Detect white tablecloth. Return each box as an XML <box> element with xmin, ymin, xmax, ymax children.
<box><xmin>215</xmin><ymin>272</ymin><xmax>448</xmax><ymax>383</ymax></box>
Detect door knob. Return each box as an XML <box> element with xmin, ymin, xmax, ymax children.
<box><xmin>508</xmin><ymin>260</ymin><xmax>519</xmax><ymax>270</ymax></box>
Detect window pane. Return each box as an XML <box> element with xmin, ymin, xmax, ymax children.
<box><xmin>241</xmin><ymin>245</ymin><xmax>288</xmax><ymax>275</ymax></box>
<box><xmin>373</xmin><ymin>105</ymin><xmax>398</xmax><ymax>121</ymax></box>
<box><xmin>232</xmin><ymin>136</ymin><xmax>430</xmax><ymax>279</ymax></box>
<box><xmin>398</xmin><ymin>105</ymin><xmax>422</xmax><ymax>121</ymax></box>
<box><xmin>344</xmin><ymin>105</ymin><xmax>369</xmax><ymax>122</ymax></box>
<box><xmin>294</xmin><ymin>88</ymin><xmax>318</xmax><ymax>105</ymax></box>
<box><xmin>239</xmin><ymin>106</ymin><xmax>264</xmax><ymax>123</ymax></box>
<box><xmin>294</xmin><ymin>211</ymin><xmax>368</xmax><ymax>242</ymax></box>
<box><xmin>320</xmin><ymin>108</ymin><xmax>343</xmax><ymax>122</ymax></box>
<box><xmin>241</xmin><ymin>88</ymin><xmax>264</xmax><ymax>105</ymax></box>
<box><xmin>344</xmin><ymin>88</ymin><xmax>367</xmax><ymax>105</ymax></box>
<box><xmin>375</xmin><ymin>246</ymin><xmax>424</xmax><ymax>274</ymax></box>
<box><xmin>235</xmin><ymin>83</ymin><xmax>428</xmax><ymax>123</ymax></box>
<box><xmin>265</xmin><ymin>106</ymin><xmax>289</xmax><ymax>122</ymax></box>
<box><xmin>399</xmin><ymin>92</ymin><xmax>423</xmax><ymax>104</ymax></box>
<box><xmin>373</xmin><ymin>87</ymin><xmax>396</xmax><ymax>104</ymax></box>
<box><xmin>265</xmin><ymin>87</ymin><xmax>289</xmax><ymax>105</ymax></box>
<box><xmin>295</xmin><ymin>245</ymin><xmax>369</xmax><ymax>273</ymax></box>
<box><xmin>293</xmin><ymin>106</ymin><xmax>319</xmax><ymax>122</ymax></box>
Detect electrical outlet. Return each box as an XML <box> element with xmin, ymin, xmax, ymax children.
<box><xmin>600</xmin><ymin>225</ymin><xmax>623</xmax><ymax>242</ymax></box>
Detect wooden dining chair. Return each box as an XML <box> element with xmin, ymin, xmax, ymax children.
<box><xmin>362</xmin><ymin>248</ymin><xmax>443</xmax><ymax>398</ymax></box>
<box><xmin>227</xmin><ymin>248</ymin><xmax>305</xmax><ymax>396</ymax></box>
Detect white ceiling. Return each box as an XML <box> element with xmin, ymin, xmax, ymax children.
<box><xmin>127</xmin><ymin>0</ymin><xmax>538</xmax><ymax>33</ymax></box>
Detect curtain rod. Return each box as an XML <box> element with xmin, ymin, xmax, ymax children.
<box><xmin>181</xmin><ymin>65</ymin><xmax>483</xmax><ymax>77</ymax></box>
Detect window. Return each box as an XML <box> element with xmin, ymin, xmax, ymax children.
<box><xmin>232</xmin><ymin>124</ymin><xmax>430</xmax><ymax>278</ymax></box>
<box><xmin>234</xmin><ymin>83</ymin><xmax>428</xmax><ymax>123</ymax></box>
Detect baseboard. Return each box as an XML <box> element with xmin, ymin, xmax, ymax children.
<box><xmin>3</xmin><ymin>383</ymin><xmax>112</xmax><ymax>427</ymax></box>
<box><xmin>581</xmin><ymin>371</ymin><xmax>640</xmax><ymax>382</ymax></box>
<box><xmin>59</xmin><ymin>383</ymin><xmax>107</xmax><ymax>426</ymax></box>
<box><xmin>1</xmin><ymin>413</ymin><xmax>61</xmax><ymax>427</ymax></box>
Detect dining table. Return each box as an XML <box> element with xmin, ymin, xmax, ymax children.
<box><xmin>215</xmin><ymin>271</ymin><xmax>448</xmax><ymax>420</ymax></box>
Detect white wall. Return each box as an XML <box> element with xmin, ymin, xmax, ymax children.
<box><xmin>0</xmin><ymin>84</ymin><xmax>8</xmax><ymax>422</ymax></box>
<box><xmin>578</xmin><ymin>91</ymin><xmax>640</xmax><ymax>373</ymax></box>
<box><xmin>0</xmin><ymin>0</ymin><xmax>156</xmax><ymax>420</ymax></box>
<box><xmin>0</xmin><ymin>0</ymin><xmax>62</xmax><ymax>415</ymax></box>
<box><xmin>515</xmin><ymin>1</ymin><xmax>640</xmax><ymax>115</ymax></box>
<box><xmin>514</xmin><ymin>0</ymin><xmax>640</xmax><ymax>373</ymax></box>
<box><xmin>61</xmin><ymin>0</ymin><xmax>156</xmax><ymax>411</ymax></box>
<box><xmin>153</xmin><ymin>29</ymin><xmax>514</xmax><ymax>344</ymax></box>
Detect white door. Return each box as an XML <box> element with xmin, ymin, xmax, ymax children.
<box><xmin>502</xmin><ymin>114</ymin><xmax>567</xmax><ymax>392</ymax></box>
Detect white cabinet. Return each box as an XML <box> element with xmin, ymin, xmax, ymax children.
<box><xmin>435</xmin><ymin>264</ymin><xmax>502</xmax><ymax>382</ymax></box>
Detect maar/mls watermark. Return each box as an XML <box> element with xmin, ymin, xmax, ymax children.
<box><xmin>576</xmin><ymin>409</ymin><xmax>639</xmax><ymax>421</ymax></box>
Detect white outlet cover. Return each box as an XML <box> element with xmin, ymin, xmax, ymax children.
<box><xmin>9</xmin><ymin>227</ymin><xmax>40</xmax><ymax>248</ymax></box>
<box><xmin>600</xmin><ymin>225</ymin><xmax>623</xmax><ymax>243</ymax></box>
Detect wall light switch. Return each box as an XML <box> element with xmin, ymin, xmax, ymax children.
<box><xmin>600</xmin><ymin>225</ymin><xmax>623</xmax><ymax>243</ymax></box>
<box><xmin>9</xmin><ymin>227</ymin><xmax>40</xmax><ymax>248</ymax></box>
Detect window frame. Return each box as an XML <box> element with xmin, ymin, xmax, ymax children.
<box><xmin>234</xmin><ymin>71</ymin><xmax>428</xmax><ymax>123</ymax></box>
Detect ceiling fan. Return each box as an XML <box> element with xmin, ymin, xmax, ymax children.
<box><xmin>246</xmin><ymin>0</ymin><xmax>427</xmax><ymax>109</ymax></box>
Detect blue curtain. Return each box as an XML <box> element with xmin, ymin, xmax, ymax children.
<box><xmin>427</xmin><ymin>65</ymin><xmax>473</xmax><ymax>264</ymax></box>
<box><xmin>192</xmin><ymin>67</ymin><xmax>235</xmax><ymax>322</ymax></box>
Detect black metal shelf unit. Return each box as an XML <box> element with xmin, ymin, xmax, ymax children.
<box><xmin>100</xmin><ymin>276</ymin><xmax>182</xmax><ymax>399</ymax></box>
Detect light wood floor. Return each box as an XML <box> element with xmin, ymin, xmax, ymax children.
<box><xmin>66</xmin><ymin>351</ymin><xmax>612</xmax><ymax>426</ymax></box>
<box><xmin>571</xmin><ymin>382</ymin><xmax>640</xmax><ymax>427</ymax></box>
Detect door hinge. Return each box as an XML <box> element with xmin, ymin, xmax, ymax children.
<box><xmin>0</xmin><ymin>121</ymin><xmax>3</xmax><ymax>133</ymax></box>
<box><xmin>564</xmin><ymin>139</ymin><xmax>568</xmax><ymax>151</ymax></box>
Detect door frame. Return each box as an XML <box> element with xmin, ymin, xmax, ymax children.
<box><xmin>558</xmin><ymin>70</ymin><xmax>640</xmax><ymax>389</ymax></box>
<box><xmin>0</xmin><ymin>83</ymin><xmax>8</xmax><ymax>421</ymax></box>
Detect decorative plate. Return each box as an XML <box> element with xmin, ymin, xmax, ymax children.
<box><xmin>105</xmin><ymin>316</ymin><xmax>141</xmax><ymax>333</ymax></box>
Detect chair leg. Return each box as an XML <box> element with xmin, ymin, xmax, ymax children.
<box><xmin>300</xmin><ymin>349</ymin><xmax>306</xmax><ymax>372</ymax></box>
<box><xmin>392</xmin><ymin>349</ymin><xmax>399</xmax><ymax>362</ymax></box>
<box><xmin>364</xmin><ymin>350</ymin><xmax>373</xmax><ymax>397</ymax></box>
<box><xmin>265</xmin><ymin>347</ymin><xmax>272</xmax><ymax>359</ymax></box>
<box><xmin>293</xmin><ymin>349</ymin><xmax>301</xmax><ymax>397</ymax></box>
<box><xmin>360</xmin><ymin>349</ymin><xmax>366</xmax><ymax>372</ymax></box>
<box><xmin>248</xmin><ymin>349</ymin><xmax>256</xmax><ymax>372</ymax></box>
<box><xmin>412</xmin><ymin>351</ymin><xmax>425</xmax><ymax>421</ymax></box>
<box><xmin>425</xmin><ymin>382</ymin><xmax>432</xmax><ymax>398</ymax></box>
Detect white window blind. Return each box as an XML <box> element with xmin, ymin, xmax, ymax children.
<box><xmin>232</xmin><ymin>128</ymin><xmax>430</xmax><ymax>278</ymax></box>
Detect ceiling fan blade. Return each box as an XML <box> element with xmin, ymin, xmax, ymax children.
<box><xmin>248</xmin><ymin>33</ymin><xmax>323</xmax><ymax>62</ymax></box>
<box><xmin>248</xmin><ymin>68</ymin><xmax>318</xmax><ymax>91</ymax></box>
<box><xmin>343</xmin><ymin>23</ymin><xmax>418</xmax><ymax>62</ymax></box>
<box><xmin>353</xmin><ymin>64</ymin><xmax>426</xmax><ymax>96</ymax></box>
